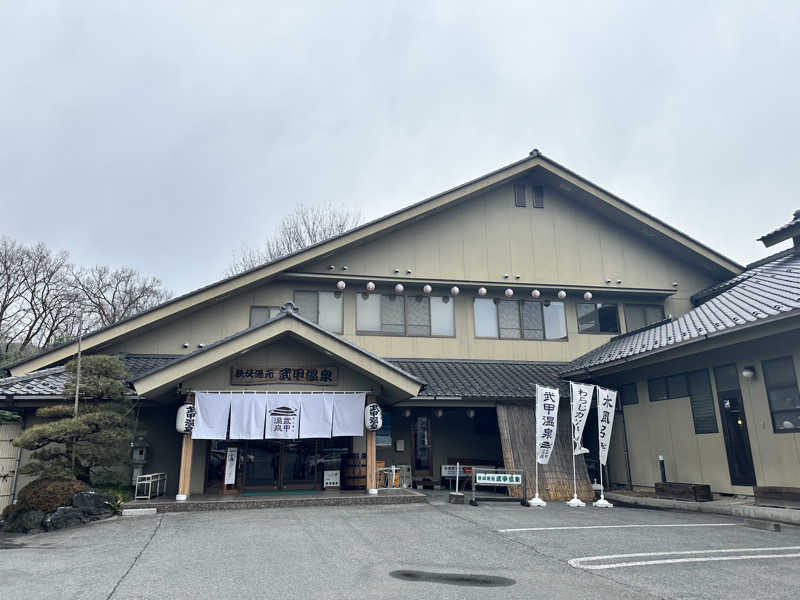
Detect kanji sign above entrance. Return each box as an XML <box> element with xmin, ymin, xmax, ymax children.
<box><xmin>230</xmin><ymin>366</ymin><xmax>338</xmax><ymax>386</ymax></box>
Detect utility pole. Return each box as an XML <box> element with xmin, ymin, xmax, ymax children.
<box><xmin>71</xmin><ymin>314</ymin><xmax>84</xmax><ymax>475</ymax></box>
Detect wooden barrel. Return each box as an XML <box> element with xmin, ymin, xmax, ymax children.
<box><xmin>341</xmin><ymin>454</ymin><xmax>367</xmax><ymax>490</ymax></box>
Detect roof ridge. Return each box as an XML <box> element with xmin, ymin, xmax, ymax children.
<box><xmin>0</xmin><ymin>365</ymin><xmax>66</xmax><ymax>385</ymax></box>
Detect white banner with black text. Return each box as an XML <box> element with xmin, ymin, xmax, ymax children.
<box><xmin>596</xmin><ymin>387</ymin><xmax>618</xmax><ymax>465</ymax></box>
<box><xmin>535</xmin><ymin>385</ymin><xmax>561</xmax><ymax>464</ymax></box>
<box><xmin>570</xmin><ymin>382</ymin><xmax>596</xmax><ymax>455</ymax></box>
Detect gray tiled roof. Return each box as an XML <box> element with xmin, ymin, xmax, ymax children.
<box><xmin>0</xmin><ymin>354</ymin><xmax>181</xmax><ymax>397</ymax></box>
<box><xmin>563</xmin><ymin>250</ymin><xmax>800</xmax><ymax>376</ymax></box>
<box><xmin>389</xmin><ymin>358</ymin><xmax>566</xmax><ymax>399</ymax></box>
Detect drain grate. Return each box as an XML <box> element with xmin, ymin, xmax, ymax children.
<box><xmin>389</xmin><ymin>570</ymin><xmax>515</xmax><ymax>587</ymax></box>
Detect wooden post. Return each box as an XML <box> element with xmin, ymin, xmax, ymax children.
<box><xmin>176</xmin><ymin>393</ymin><xmax>195</xmax><ymax>501</ymax></box>
<box><xmin>366</xmin><ymin>394</ymin><xmax>377</xmax><ymax>494</ymax></box>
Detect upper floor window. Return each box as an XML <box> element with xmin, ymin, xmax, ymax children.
<box><xmin>294</xmin><ymin>291</ymin><xmax>343</xmax><ymax>333</ymax></box>
<box><xmin>473</xmin><ymin>298</ymin><xmax>567</xmax><ymax>340</ymax></box>
<box><xmin>649</xmin><ymin>369</ymin><xmax>717</xmax><ymax>433</ymax></box>
<box><xmin>624</xmin><ymin>304</ymin><xmax>665</xmax><ymax>331</ymax></box>
<box><xmin>762</xmin><ymin>356</ymin><xmax>800</xmax><ymax>432</ymax></box>
<box><xmin>577</xmin><ymin>302</ymin><xmax>619</xmax><ymax>334</ymax></box>
<box><xmin>356</xmin><ymin>294</ymin><xmax>455</xmax><ymax>337</ymax></box>
<box><xmin>620</xmin><ymin>382</ymin><xmax>638</xmax><ymax>405</ymax></box>
<box><xmin>250</xmin><ymin>306</ymin><xmax>281</xmax><ymax>328</ymax></box>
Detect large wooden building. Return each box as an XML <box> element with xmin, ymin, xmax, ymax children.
<box><xmin>0</xmin><ymin>150</ymin><xmax>747</xmax><ymax>508</ymax></box>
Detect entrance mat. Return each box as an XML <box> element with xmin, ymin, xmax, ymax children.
<box><xmin>242</xmin><ymin>490</ymin><xmax>319</xmax><ymax>496</ymax></box>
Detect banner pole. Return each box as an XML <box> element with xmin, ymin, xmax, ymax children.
<box><xmin>594</xmin><ymin>387</ymin><xmax>613</xmax><ymax>508</ymax></box>
<box><xmin>566</xmin><ymin>383</ymin><xmax>585</xmax><ymax>508</ymax></box>
<box><xmin>529</xmin><ymin>384</ymin><xmax>546</xmax><ymax>507</ymax></box>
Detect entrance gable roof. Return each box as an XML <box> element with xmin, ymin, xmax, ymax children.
<box><xmin>130</xmin><ymin>305</ymin><xmax>424</xmax><ymax>399</ymax></box>
<box><xmin>7</xmin><ymin>150</ymin><xmax>743</xmax><ymax>376</ymax></box>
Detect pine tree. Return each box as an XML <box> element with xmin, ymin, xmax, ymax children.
<box><xmin>14</xmin><ymin>355</ymin><xmax>134</xmax><ymax>483</ymax></box>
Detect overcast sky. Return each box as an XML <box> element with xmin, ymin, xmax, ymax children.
<box><xmin>2</xmin><ymin>2</ymin><xmax>799</xmax><ymax>295</ymax></box>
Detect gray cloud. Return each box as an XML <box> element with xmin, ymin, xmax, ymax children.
<box><xmin>2</xmin><ymin>1</ymin><xmax>798</xmax><ymax>294</ymax></box>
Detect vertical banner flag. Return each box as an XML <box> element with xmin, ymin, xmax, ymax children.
<box><xmin>535</xmin><ymin>385</ymin><xmax>561</xmax><ymax>464</ymax></box>
<box><xmin>570</xmin><ymin>382</ymin><xmax>596</xmax><ymax>455</ymax></box>
<box><xmin>597</xmin><ymin>387</ymin><xmax>618</xmax><ymax>465</ymax></box>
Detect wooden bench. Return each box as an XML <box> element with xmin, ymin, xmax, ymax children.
<box><xmin>655</xmin><ymin>482</ymin><xmax>713</xmax><ymax>502</ymax></box>
<box><xmin>755</xmin><ymin>486</ymin><xmax>800</xmax><ymax>509</ymax></box>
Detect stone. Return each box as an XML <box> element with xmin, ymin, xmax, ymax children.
<box><xmin>44</xmin><ymin>507</ymin><xmax>86</xmax><ymax>531</ymax></box>
<box><xmin>71</xmin><ymin>489</ymin><xmax>114</xmax><ymax>517</ymax></box>
<box><xmin>3</xmin><ymin>508</ymin><xmax>45</xmax><ymax>533</ymax></box>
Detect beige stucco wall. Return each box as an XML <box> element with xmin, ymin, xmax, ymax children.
<box><xmin>102</xmin><ymin>180</ymin><xmax>719</xmax><ymax>363</ymax></box>
<box><xmin>604</xmin><ymin>329</ymin><xmax>800</xmax><ymax>495</ymax></box>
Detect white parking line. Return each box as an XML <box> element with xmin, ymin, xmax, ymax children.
<box><xmin>498</xmin><ymin>523</ymin><xmax>739</xmax><ymax>532</ymax></box>
<box><xmin>569</xmin><ymin>546</ymin><xmax>800</xmax><ymax>570</ymax></box>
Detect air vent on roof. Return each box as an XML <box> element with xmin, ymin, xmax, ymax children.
<box><xmin>533</xmin><ymin>185</ymin><xmax>544</xmax><ymax>209</ymax></box>
<box><xmin>513</xmin><ymin>183</ymin><xmax>526</xmax><ymax>207</ymax></box>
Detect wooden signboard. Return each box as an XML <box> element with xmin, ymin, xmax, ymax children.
<box><xmin>231</xmin><ymin>366</ymin><xmax>338</xmax><ymax>386</ymax></box>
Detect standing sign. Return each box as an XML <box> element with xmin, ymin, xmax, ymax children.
<box><xmin>597</xmin><ymin>387</ymin><xmax>618</xmax><ymax>466</ymax></box>
<box><xmin>535</xmin><ymin>385</ymin><xmax>561</xmax><ymax>464</ymax></box>
<box><xmin>365</xmin><ymin>403</ymin><xmax>383</xmax><ymax>431</ymax></box>
<box><xmin>570</xmin><ymin>382</ymin><xmax>595</xmax><ymax>455</ymax></box>
<box><xmin>323</xmin><ymin>469</ymin><xmax>340</xmax><ymax>488</ymax></box>
<box><xmin>475</xmin><ymin>472</ymin><xmax>522</xmax><ymax>485</ymax></box>
<box><xmin>224</xmin><ymin>447</ymin><xmax>238</xmax><ymax>485</ymax></box>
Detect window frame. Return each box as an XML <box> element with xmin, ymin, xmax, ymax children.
<box><xmin>249</xmin><ymin>305</ymin><xmax>282</xmax><ymax>328</ymax></box>
<box><xmin>762</xmin><ymin>356</ymin><xmax>800</xmax><ymax>434</ymax></box>
<box><xmin>292</xmin><ymin>290</ymin><xmax>344</xmax><ymax>334</ymax></box>
<box><xmin>576</xmin><ymin>302</ymin><xmax>620</xmax><ymax>334</ymax></box>
<box><xmin>624</xmin><ymin>303</ymin><xmax>665</xmax><ymax>332</ymax></box>
<box><xmin>473</xmin><ymin>296</ymin><xmax>568</xmax><ymax>342</ymax></box>
<box><xmin>355</xmin><ymin>292</ymin><xmax>456</xmax><ymax>338</ymax></box>
<box><xmin>620</xmin><ymin>382</ymin><xmax>639</xmax><ymax>406</ymax></box>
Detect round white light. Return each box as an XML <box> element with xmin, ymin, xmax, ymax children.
<box><xmin>450</xmin><ymin>286</ymin><xmax>460</xmax><ymax>296</ymax></box>
<box><xmin>478</xmin><ymin>287</ymin><xmax>487</xmax><ymax>297</ymax></box>
<box><xmin>423</xmin><ymin>284</ymin><xmax>432</xmax><ymax>294</ymax></box>
<box><xmin>366</xmin><ymin>281</ymin><xmax>376</xmax><ymax>292</ymax></box>
<box><xmin>583</xmin><ymin>291</ymin><xmax>593</xmax><ymax>302</ymax></box>
<box><xmin>531</xmin><ymin>289</ymin><xmax>541</xmax><ymax>298</ymax></box>
<box><xmin>403</xmin><ymin>408</ymin><xmax>411</xmax><ymax>418</ymax></box>
<box><xmin>741</xmin><ymin>367</ymin><xmax>755</xmax><ymax>379</ymax></box>
<box><xmin>558</xmin><ymin>290</ymin><xmax>567</xmax><ymax>299</ymax></box>
<box><xmin>504</xmin><ymin>288</ymin><xmax>514</xmax><ymax>297</ymax></box>
<box><xmin>336</xmin><ymin>280</ymin><xmax>346</xmax><ymax>291</ymax></box>
<box><xmin>434</xmin><ymin>408</ymin><xmax>444</xmax><ymax>418</ymax></box>
<box><xmin>394</xmin><ymin>283</ymin><xmax>404</xmax><ymax>294</ymax></box>
<box><xmin>465</xmin><ymin>408</ymin><xmax>475</xmax><ymax>419</ymax></box>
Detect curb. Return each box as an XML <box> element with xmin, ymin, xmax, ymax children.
<box><xmin>605</xmin><ymin>492</ymin><xmax>800</xmax><ymax>527</ymax></box>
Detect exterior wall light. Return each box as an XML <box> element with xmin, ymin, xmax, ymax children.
<box><xmin>403</xmin><ymin>408</ymin><xmax>411</xmax><ymax>418</ymax></box>
<box><xmin>450</xmin><ymin>286</ymin><xmax>460</xmax><ymax>296</ymax></box>
<box><xmin>583</xmin><ymin>292</ymin><xmax>593</xmax><ymax>302</ymax></box>
<box><xmin>478</xmin><ymin>287</ymin><xmax>488</xmax><ymax>296</ymax></box>
<box><xmin>336</xmin><ymin>280</ymin><xmax>346</xmax><ymax>291</ymax></box>
<box><xmin>531</xmin><ymin>289</ymin><xmax>541</xmax><ymax>298</ymax></box>
<box><xmin>558</xmin><ymin>290</ymin><xmax>567</xmax><ymax>299</ymax></box>
<box><xmin>366</xmin><ymin>281</ymin><xmax>376</xmax><ymax>292</ymax></box>
<box><xmin>466</xmin><ymin>408</ymin><xmax>475</xmax><ymax>418</ymax></box>
<box><xmin>434</xmin><ymin>408</ymin><xmax>444</xmax><ymax>418</ymax></box>
<box><xmin>423</xmin><ymin>284</ymin><xmax>433</xmax><ymax>294</ymax></box>
<box><xmin>742</xmin><ymin>366</ymin><xmax>756</xmax><ymax>379</ymax></box>
<box><xmin>504</xmin><ymin>288</ymin><xmax>514</xmax><ymax>297</ymax></box>
<box><xmin>394</xmin><ymin>283</ymin><xmax>405</xmax><ymax>294</ymax></box>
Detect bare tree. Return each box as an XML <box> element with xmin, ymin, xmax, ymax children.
<box><xmin>226</xmin><ymin>204</ymin><xmax>361</xmax><ymax>276</ymax></box>
<box><xmin>0</xmin><ymin>238</ymin><xmax>171</xmax><ymax>367</ymax></box>
<box><xmin>71</xmin><ymin>266</ymin><xmax>171</xmax><ymax>329</ymax></box>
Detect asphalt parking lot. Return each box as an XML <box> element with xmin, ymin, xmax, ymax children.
<box><xmin>1</xmin><ymin>492</ymin><xmax>799</xmax><ymax>599</ymax></box>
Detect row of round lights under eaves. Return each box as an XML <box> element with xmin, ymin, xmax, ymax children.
<box><xmin>335</xmin><ymin>280</ymin><xmax>594</xmax><ymax>301</ymax></box>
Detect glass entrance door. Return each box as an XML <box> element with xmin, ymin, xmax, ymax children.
<box><xmin>244</xmin><ymin>441</ymin><xmax>281</xmax><ymax>488</ymax></box>
<box><xmin>242</xmin><ymin>439</ymin><xmax>348</xmax><ymax>490</ymax></box>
